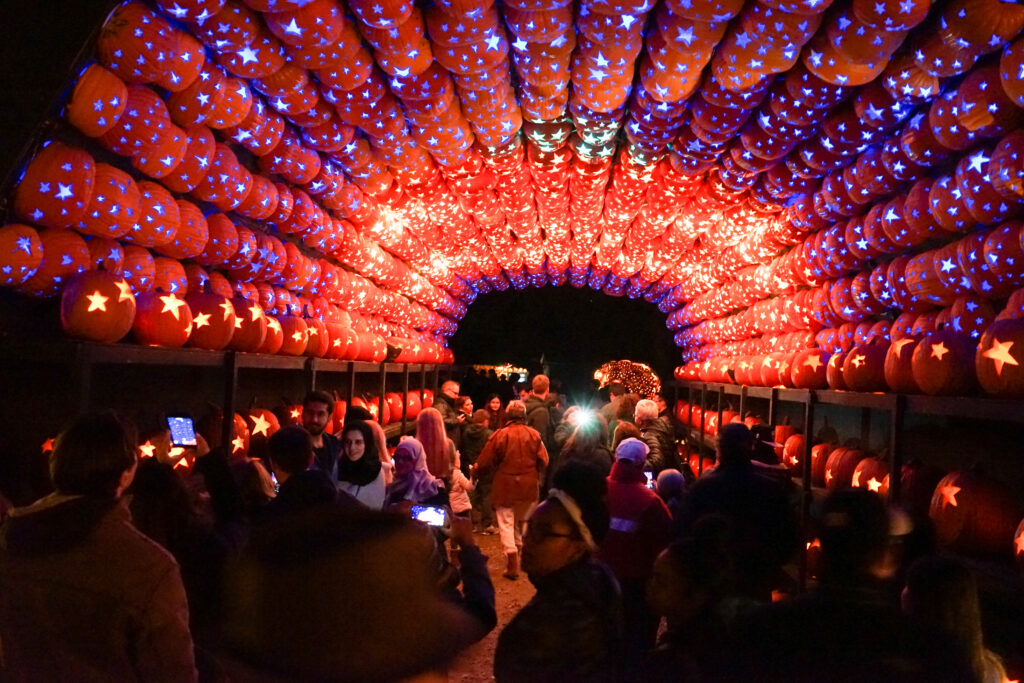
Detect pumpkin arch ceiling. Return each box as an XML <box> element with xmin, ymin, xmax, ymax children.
<box><xmin>4</xmin><ymin>0</ymin><xmax>1024</xmax><ymax>367</ymax></box>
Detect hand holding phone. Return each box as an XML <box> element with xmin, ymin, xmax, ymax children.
<box><xmin>410</xmin><ymin>504</ymin><xmax>451</xmax><ymax>533</ymax></box>
<box><xmin>167</xmin><ymin>416</ymin><xmax>197</xmax><ymax>448</ymax></box>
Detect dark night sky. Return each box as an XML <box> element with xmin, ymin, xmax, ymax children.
<box><xmin>449</xmin><ymin>285</ymin><xmax>679</xmax><ymax>398</ymax></box>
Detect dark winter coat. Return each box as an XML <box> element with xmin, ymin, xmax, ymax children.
<box><xmin>474</xmin><ymin>420</ymin><xmax>548</xmax><ymax>509</ymax></box>
<box><xmin>0</xmin><ymin>495</ymin><xmax>197</xmax><ymax>682</ymax></box>
<box><xmin>524</xmin><ymin>394</ymin><xmax>557</xmax><ymax>453</ymax></box>
<box><xmin>640</xmin><ymin>416</ymin><xmax>678</xmax><ymax>474</ymax></box>
<box><xmin>434</xmin><ymin>393</ymin><xmax>464</xmax><ymax>447</ymax></box>
<box><xmin>311</xmin><ymin>432</ymin><xmax>342</xmax><ymax>481</ymax></box>
<box><xmin>678</xmin><ymin>462</ymin><xmax>799</xmax><ymax>600</ymax></box>
<box><xmin>459</xmin><ymin>422</ymin><xmax>493</xmax><ymax>471</ymax></box>
<box><xmin>495</xmin><ymin>557</ymin><xmax>624</xmax><ymax>683</ymax></box>
<box><xmin>599</xmin><ymin>460</ymin><xmax>673</xmax><ymax>582</ymax></box>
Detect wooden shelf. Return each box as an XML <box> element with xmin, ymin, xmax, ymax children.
<box><xmin>671</xmin><ymin>381</ymin><xmax>1024</xmax><ymax>424</ymax></box>
<box><xmin>383</xmin><ymin>421</ymin><xmax>416</xmax><ymax>440</ymax></box>
<box><xmin>233</xmin><ymin>352</ymin><xmax>308</xmax><ymax>371</ymax></box>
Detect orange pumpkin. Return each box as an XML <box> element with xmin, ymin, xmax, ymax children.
<box><xmin>278</xmin><ymin>313</ymin><xmax>309</xmax><ymax>355</ymax></box>
<box><xmin>0</xmin><ymin>223</ymin><xmax>43</xmax><ymax>287</ymax></box>
<box><xmin>975</xmin><ymin>318</ymin><xmax>1024</xmax><ymax>397</ymax></box>
<box><xmin>791</xmin><ymin>347</ymin><xmax>830</xmax><ymax>389</ymax></box>
<box><xmin>14</xmin><ymin>141</ymin><xmax>95</xmax><ymax>229</ymax></box>
<box><xmin>77</xmin><ymin>163</ymin><xmax>139</xmax><ymax>239</ymax></box>
<box><xmin>186</xmin><ymin>288</ymin><xmax>236</xmax><ymax>350</ymax></box>
<box><xmin>60</xmin><ymin>269</ymin><xmax>136</xmax><ymax>343</ymax></box>
<box><xmin>851</xmin><ymin>454</ymin><xmax>891</xmax><ymax>498</ymax></box>
<box><xmin>826</xmin><ymin>350</ymin><xmax>848</xmax><ymax>390</ymax></box>
<box><xmin>20</xmin><ymin>228</ymin><xmax>90</xmax><ymax>298</ymax></box>
<box><xmin>228</xmin><ymin>296</ymin><xmax>268</xmax><ymax>352</ymax></box>
<box><xmin>811</xmin><ymin>442</ymin><xmax>836</xmax><ymax>487</ymax></box>
<box><xmin>842</xmin><ymin>338</ymin><xmax>890</xmax><ymax>392</ymax></box>
<box><xmin>782</xmin><ymin>433</ymin><xmax>806</xmax><ymax>475</ymax></box>
<box><xmin>884</xmin><ymin>336</ymin><xmax>922</xmax><ymax>393</ymax></box>
<box><xmin>929</xmin><ymin>469</ymin><xmax>1023</xmax><ymax>557</ymax></box>
<box><xmin>65</xmin><ymin>64</ymin><xmax>128</xmax><ymax>137</ymax></box>
<box><xmin>259</xmin><ymin>316</ymin><xmax>285</xmax><ymax>354</ymax></box>
<box><xmin>824</xmin><ymin>446</ymin><xmax>866</xmax><ymax>490</ymax></box>
<box><xmin>911</xmin><ymin>329</ymin><xmax>978</xmax><ymax>395</ymax></box>
<box><xmin>132</xmin><ymin>290</ymin><xmax>193</xmax><ymax>347</ymax></box>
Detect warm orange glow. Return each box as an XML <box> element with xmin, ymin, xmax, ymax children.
<box><xmin>851</xmin><ymin>470</ymin><xmax>862</xmax><ymax>487</ymax></box>
<box><xmin>930</xmin><ymin>342</ymin><xmax>950</xmax><ymax>361</ymax></box>
<box><xmin>248</xmin><ymin>304</ymin><xmax>263</xmax><ymax>321</ymax></box>
<box><xmin>41</xmin><ymin>437</ymin><xmax>54</xmax><ymax>452</ymax></box>
<box><xmin>850</xmin><ymin>354</ymin><xmax>865</xmax><ymax>369</ymax></box>
<box><xmin>231</xmin><ymin>436</ymin><xmax>245</xmax><ymax>453</ymax></box>
<box><xmin>866</xmin><ymin>477</ymin><xmax>883</xmax><ymax>493</ymax></box>
<box><xmin>159</xmin><ymin>293</ymin><xmax>186</xmax><ymax>320</ymax></box>
<box><xmin>138</xmin><ymin>441</ymin><xmax>156</xmax><ymax>458</ymax></box>
<box><xmin>891</xmin><ymin>338</ymin><xmax>915</xmax><ymax>357</ymax></box>
<box><xmin>804</xmin><ymin>355</ymin><xmax>822</xmax><ymax>371</ymax></box>
<box><xmin>219</xmin><ymin>300</ymin><xmax>233</xmax><ymax>320</ymax></box>
<box><xmin>289</xmin><ymin>407</ymin><xmax>301</xmax><ymax>419</ymax></box>
<box><xmin>251</xmin><ymin>413</ymin><xmax>271</xmax><ymax>437</ymax></box>
<box><xmin>193</xmin><ymin>312</ymin><xmax>211</xmax><ymax>329</ymax></box>
<box><xmin>85</xmin><ymin>290</ymin><xmax>108</xmax><ymax>312</ymax></box>
<box><xmin>939</xmin><ymin>484</ymin><xmax>961</xmax><ymax>508</ymax></box>
<box><xmin>982</xmin><ymin>339</ymin><xmax>1019</xmax><ymax>375</ymax></box>
<box><xmin>115</xmin><ymin>279</ymin><xmax>132</xmax><ymax>303</ymax></box>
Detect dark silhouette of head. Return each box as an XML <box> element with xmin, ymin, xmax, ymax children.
<box><xmin>717</xmin><ymin>423</ymin><xmax>753</xmax><ymax>467</ymax></box>
<box><xmin>51</xmin><ymin>412</ymin><xmax>137</xmax><ymax>499</ymax></box>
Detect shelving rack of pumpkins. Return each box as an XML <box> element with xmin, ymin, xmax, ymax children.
<box><xmin>673</xmin><ymin>379</ymin><xmax>1024</xmax><ymax>600</ymax></box>
<box><xmin>0</xmin><ymin>336</ymin><xmax>438</xmax><ymax>447</ymax></box>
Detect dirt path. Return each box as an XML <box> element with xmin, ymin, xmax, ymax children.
<box><xmin>447</xmin><ymin>530</ymin><xmax>536</xmax><ymax>682</ymax></box>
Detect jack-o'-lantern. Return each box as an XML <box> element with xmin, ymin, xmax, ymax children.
<box><xmin>60</xmin><ymin>268</ymin><xmax>136</xmax><ymax>343</ymax></box>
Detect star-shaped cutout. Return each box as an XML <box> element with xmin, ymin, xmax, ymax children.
<box><xmin>86</xmin><ymin>290</ymin><xmax>108</xmax><ymax>312</ymax></box>
<box><xmin>804</xmin><ymin>354</ymin><xmax>823</xmax><ymax>371</ymax></box>
<box><xmin>251</xmin><ymin>413</ymin><xmax>271</xmax><ymax>437</ymax></box>
<box><xmin>852</xmin><ymin>470</ymin><xmax>862</xmax><ymax>487</ymax></box>
<box><xmin>138</xmin><ymin>441</ymin><xmax>156</xmax><ymax>458</ymax></box>
<box><xmin>892</xmin><ymin>338</ymin><xmax>915</xmax><ymax>357</ymax></box>
<box><xmin>249</xmin><ymin>304</ymin><xmax>263</xmax><ymax>321</ymax></box>
<box><xmin>938</xmin><ymin>483</ymin><xmax>961</xmax><ymax>508</ymax></box>
<box><xmin>930</xmin><ymin>342</ymin><xmax>949</xmax><ymax>360</ymax></box>
<box><xmin>866</xmin><ymin>477</ymin><xmax>883</xmax><ymax>493</ymax></box>
<box><xmin>193</xmin><ymin>312</ymin><xmax>211</xmax><ymax>328</ymax></box>
<box><xmin>982</xmin><ymin>338</ymin><xmax>1018</xmax><ymax>375</ymax></box>
<box><xmin>232</xmin><ymin>436</ymin><xmax>245</xmax><ymax>453</ymax></box>
<box><xmin>160</xmin><ymin>293</ymin><xmax>187</xmax><ymax>320</ymax></box>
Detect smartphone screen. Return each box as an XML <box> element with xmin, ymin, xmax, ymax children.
<box><xmin>167</xmin><ymin>416</ymin><xmax>197</xmax><ymax>447</ymax></box>
<box><xmin>410</xmin><ymin>504</ymin><xmax>448</xmax><ymax>527</ymax></box>
<box><xmin>644</xmin><ymin>471</ymin><xmax>655</xmax><ymax>490</ymax></box>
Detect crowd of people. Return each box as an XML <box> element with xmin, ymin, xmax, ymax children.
<box><xmin>0</xmin><ymin>373</ymin><xmax>1015</xmax><ymax>682</ymax></box>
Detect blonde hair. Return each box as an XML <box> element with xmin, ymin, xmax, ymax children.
<box><xmin>364</xmin><ymin>420</ymin><xmax>393</xmax><ymax>485</ymax></box>
<box><xmin>415</xmin><ymin>408</ymin><xmax>450</xmax><ymax>479</ymax></box>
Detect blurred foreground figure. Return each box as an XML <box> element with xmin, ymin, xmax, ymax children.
<box><xmin>211</xmin><ymin>505</ymin><xmax>484</xmax><ymax>682</ymax></box>
<box><xmin>0</xmin><ymin>412</ymin><xmax>197</xmax><ymax>682</ymax></box>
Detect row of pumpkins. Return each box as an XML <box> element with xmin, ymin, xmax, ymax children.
<box><xmin>674</xmin><ymin>403</ymin><xmax>1024</xmax><ymax>566</ymax></box>
<box><xmin>675</xmin><ymin>317</ymin><xmax>1024</xmax><ymax>398</ymax></box>
<box><xmin>57</xmin><ymin>266</ymin><xmax>452</xmax><ymax>363</ymax></box>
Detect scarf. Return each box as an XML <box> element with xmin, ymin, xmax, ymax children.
<box><xmin>387</xmin><ymin>438</ymin><xmax>442</xmax><ymax>503</ymax></box>
<box><xmin>338</xmin><ymin>421</ymin><xmax>383</xmax><ymax>487</ymax></box>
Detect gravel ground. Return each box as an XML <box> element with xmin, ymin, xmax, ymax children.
<box><xmin>446</xmin><ymin>530</ymin><xmax>536</xmax><ymax>683</ymax></box>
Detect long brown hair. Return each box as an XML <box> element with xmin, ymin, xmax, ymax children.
<box><xmin>415</xmin><ymin>408</ymin><xmax>450</xmax><ymax>479</ymax></box>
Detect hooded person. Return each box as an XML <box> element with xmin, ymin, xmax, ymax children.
<box><xmin>600</xmin><ymin>438</ymin><xmax>673</xmax><ymax>678</ymax></box>
<box><xmin>385</xmin><ymin>438</ymin><xmax>447</xmax><ymax>508</ymax></box>
<box><xmin>337</xmin><ymin>420</ymin><xmax>386</xmax><ymax>510</ymax></box>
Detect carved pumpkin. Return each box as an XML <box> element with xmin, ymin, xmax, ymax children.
<box><xmin>826</xmin><ymin>350</ymin><xmax>848</xmax><ymax>390</ymax></box>
<box><xmin>842</xmin><ymin>339</ymin><xmax>890</xmax><ymax>392</ymax></box>
<box><xmin>132</xmin><ymin>289</ymin><xmax>193</xmax><ymax>347</ymax></box>
<box><xmin>1015</xmin><ymin>518</ymin><xmax>1024</xmax><ymax>571</ymax></box>
<box><xmin>0</xmin><ymin>223</ymin><xmax>43</xmax><ymax>287</ymax></box>
<box><xmin>782</xmin><ymin>433</ymin><xmax>806</xmax><ymax>475</ymax></box>
<box><xmin>688</xmin><ymin>450</ymin><xmax>716</xmax><ymax>476</ymax></box>
<box><xmin>186</xmin><ymin>288</ymin><xmax>236</xmax><ymax>350</ymax></box>
<box><xmin>773</xmin><ymin>420</ymin><xmax>796</xmax><ymax>458</ymax></box>
<box><xmin>824</xmin><ymin>446</ymin><xmax>866</xmax><ymax>490</ymax></box>
<box><xmin>14</xmin><ymin>141</ymin><xmax>95</xmax><ymax>229</ymax></box>
<box><xmin>60</xmin><ymin>269</ymin><xmax>136</xmax><ymax>343</ymax></box>
<box><xmin>912</xmin><ymin>329</ymin><xmax>978</xmax><ymax>395</ymax></box>
<box><xmin>929</xmin><ymin>470</ymin><xmax>1022</xmax><ymax>556</ymax></box>
<box><xmin>811</xmin><ymin>442</ymin><xmax>835</xmax><ymax>487</ymax></box>
<box><xmin>227</xmin><ymin>296</ymin><xmax>268</xmax><ymax>352</ymax></box>
<box><xmin>21</xmin><ymin>228</ymin><xmax>90</xmax><ymax>298</ymax></box>
<box><xmin>385</xmin><ymin>392</ymin><xmax>405</xmax><ymax>424</ymax></box>
<box><xmin>423</xmin><ymin>388</ymin><xmax>434</xmax><ymax>408</ymax></box>
<box><xmin>303</xmin><ymin>313</ymin><xmax>330</xmax><ymax>358</ymax></box>
<box><xmin>259</xmin><ymin>316</ymin><xmax>284</xmax><ymax>354</ymax></box>
<box><xmin>278</xmin><ymin>313</ymin><xmax>309</xmax><ymax>355</ymax></box>
<box><xmin>851</xmin><ymin>454</ymin><xmax>890</xmax><ymax>498</ymax></box>
<box><xmin>975</xmin><ymin>318</ymin><xmax>1024</xmax><ymax>397</ymax></box>
<box><xmin>884</xmin><ymin>335</ymin><xmax>923</xmax><ymax>393</ymax></box>
<box><xmin>405</xmin><ymin>391</ymin><xmax>423</xmax><ymax>420</ymax></box>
